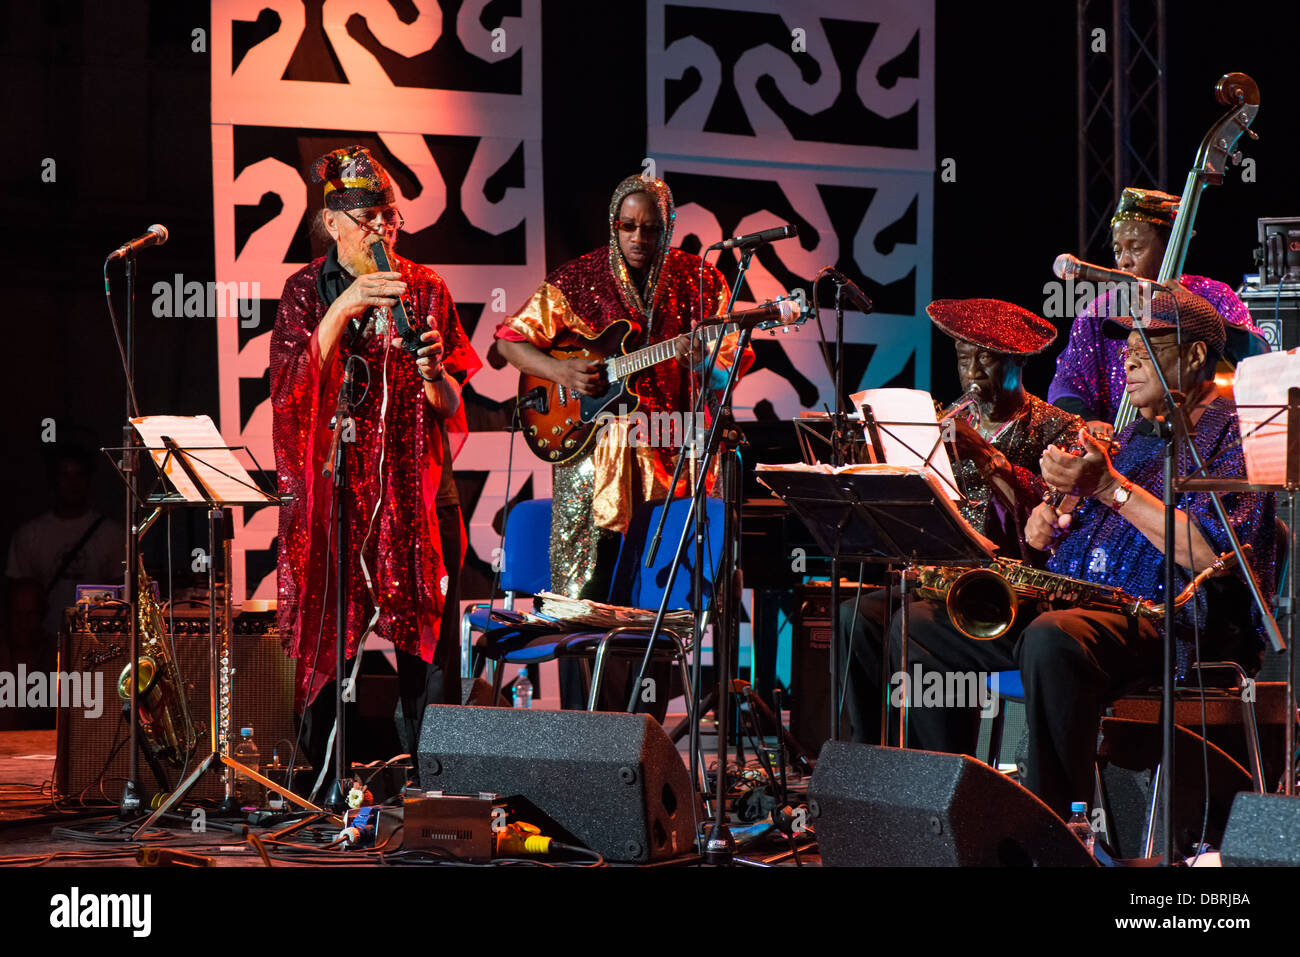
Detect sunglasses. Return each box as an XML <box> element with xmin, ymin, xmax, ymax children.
<box><xmin>343</xmin><ymin>207</ymin><xmax>405</xmax><ymax>235</ymax></box>
<box><xmin>613</xmin><ymin>219</ymin><xmax>663</xmax><ymax>236</ymax></box>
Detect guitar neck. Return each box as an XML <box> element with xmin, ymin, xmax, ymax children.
<box><xmin>608</xmin><ymin>322</ymin><xmax>734</xmax><ymax>379</ymax></box>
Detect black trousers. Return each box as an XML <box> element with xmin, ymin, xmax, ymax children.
<box><xmin>839</xmin><ymin>589</ymin><xmax>1163</xmax><ymax>819</ymax></box>
<box><xmin>301</xmin><ymin>503</ymin><xmax>464</xmax><ymax>783</ymax></box>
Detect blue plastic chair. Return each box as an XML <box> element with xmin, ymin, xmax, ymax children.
<box><xmin>460</xmin><ymin>497</ymin><xmax>552</xmax><ymax>675</ymax></box>
<box><xmin>479</xmin><ymin>496</ymin><xmax>725</xmax><ymax>712</ymax></box>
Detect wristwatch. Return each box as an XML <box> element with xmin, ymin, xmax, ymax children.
<box><xmin>1107</xmin><ymin>476</ymin><xmax>1134</xmax><ymax>512</ymax></box>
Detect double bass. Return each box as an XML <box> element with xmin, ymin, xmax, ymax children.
<box><xmin>1110</xmin><ymin>72</ymin><xmax>1260</xmax><ymax>432</ymax></box>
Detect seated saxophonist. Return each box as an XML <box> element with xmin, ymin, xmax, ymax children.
<box><xmin>853</xmin><ymin>285</ymin><xmax>1276</xmax><ymax>820</ymax></box>
<box><xmin>839</xmin><ymin>299</ymin><xmax>1081</xmax><ymax>748</ymax></box>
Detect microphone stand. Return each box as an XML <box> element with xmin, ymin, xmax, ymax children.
<box><xmin>119</xmin><ymin>250</ymin><xmax>143</xmax><ymax>817</ymax></box>
<box><xmin>828</xmin><ymin>280</ymin><xmax>846</xmax><ymax>742</ymax></box>
<box><xmin>323</xmin><ymin>370</ymin><xmax>354</xmax><ymax>812</ymax></box>
<box><xmin>636</xmin><ymin>245</ymin><xmax>760</xmax><ymax>865</ymax></box>
<box><xmin>1125</xmin><ymin>293</ymin><xmax>1283</xmax><ymax>865</ymax></box>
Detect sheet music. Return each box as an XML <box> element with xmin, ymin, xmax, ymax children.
<box><xmin>1234</xmin><ymin>352</ymin><xmax>1300</xmax><ymax>485</ymax></box>
<box><xmin>849</xmin><ymin>387</ymin><xmax>961</xmax><ymax>500</ymax></box>
<box><xmin>131</xmin><ymin>415</ymin><xmax>272</xmax><ymax>504</ymax></box>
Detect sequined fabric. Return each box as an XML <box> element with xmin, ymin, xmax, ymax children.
<box><xmin>498</xmin><ymin>245</ymin><xmax>749</xmax><ymax>597</ymax></box>
<box><xmin>549</xmin><ymin>456</ymin><xmax>611</xmax><ymax>599</ymax></box>
<box><xmin>926</xmin><ymin>299</ymin><xmax>1057</xmax><ymax>355</ymax></box>
<box><xmin>1046</xmin><ymin>396</ymin><xmax>1276</xmax><ymax>673</ymax></box>
<box><xmin>310</xmin><ymin>144</ymin><xmax>395</xmax><ymax>211</ymax></box>
<box><xmin>1110</xmin><ymin>187</ymin><xmax>1180</xmax><ymax>229</ymax></box>
<box><xmin>270</xmin><ymin>254</ymin><xmax>480</xmax><ymax>710</ymax></box>
<box><xmin>1048</xmin><ymin>274</ymin><xmax>1264</xmax><ymax>422</ymax></box>
<box><xmin>952</xmin><ymin>393</ymin><xmax>1082</xmax><ymax>552</ymax></box>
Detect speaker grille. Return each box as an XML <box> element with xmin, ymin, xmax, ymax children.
<box><xmin>56</xmin><ymin>609</ymin><xmax>295</xmax><ymax>804</ymax></box>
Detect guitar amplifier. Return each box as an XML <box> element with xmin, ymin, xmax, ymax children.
<box><xmin>1239</xmin><ymin>285</ymin><xmax>1300</xmax><ymax>352</ymax></box>
<box><xmin>55</xmin><ymin>607</ymin><xmax>296</xmax><ymax>804</ymax></box>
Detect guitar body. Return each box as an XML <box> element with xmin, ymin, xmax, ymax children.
<box><xmin>518</xmin><ymin>320</ymin><xmax>645</xmax><ymax>464</ymax></box>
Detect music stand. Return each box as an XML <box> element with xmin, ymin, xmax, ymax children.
<box><xmin>107</xmin><ymin>415</ymin><xmax>325</xmax><ymax>837</ymax></box>
<box><xmin>757</xmin><ymin>465</ymin><xmax>994</xmax><ymax>747</ymax></box>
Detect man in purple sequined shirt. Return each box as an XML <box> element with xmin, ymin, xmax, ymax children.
<box><xmin>1048</xmin><ymin>187</ymin><xmax>1267</xmax><ymax>429</ymax></box>
<box><xmin>866</xmin><ymin>286</ymin><xmax>1274</xmax><ymax>822</ymax></box>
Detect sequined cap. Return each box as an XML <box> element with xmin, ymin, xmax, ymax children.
<box><xmin>1101</xmin><ymin>283</ymin><xmax>1226</xmax><ymax>354</ymax></box>
<box><xmin>926</xmin><ymin>299</ymin><xmax>1057</xmax><ymax>355</ymax></box>
<box><xmin>310</xmin><ymin>145</ymin><xmax>396</xmax><ymax>211</ymax></box>
<box><xmin>1110</xmin><ymin>187</ymin><xmax>1179</xmax><ymax>230</ymax></box>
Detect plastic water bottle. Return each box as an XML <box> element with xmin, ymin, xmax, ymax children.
<box><xmin>1067</xmin><ymin>801</ymin><xmax>1095</xmax><ymax>856</ymax></box>
<box><xmin>513</xmin><ymin>670</ymin><xmax>533</xmax><ymax>709</ymax></box>
<box><xmin>233</xmin><ymin>727</ymin><xmax>263</xmax><ymax>809</ymax></box>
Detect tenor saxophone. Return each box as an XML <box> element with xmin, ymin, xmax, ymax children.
<box><xmin>914</xmin><ymin>550</ymin><xmax>1243</xmax><ymax>641</ymax></box>
<box><xmin>117</xmin><ymin>561</ymin><xmax>199</xmax><ymax>766</ymax></box>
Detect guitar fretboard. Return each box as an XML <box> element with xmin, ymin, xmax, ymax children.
<box><xmin>607</xmin><ymin>323</ymin><xmax>735</xmax><ymax>380</ymax></box>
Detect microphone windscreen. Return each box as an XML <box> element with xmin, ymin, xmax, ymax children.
<box><xmin>1052</xmin><ymin>253</ymin><xmax>1077</xmax><ymax>280</ymax></box>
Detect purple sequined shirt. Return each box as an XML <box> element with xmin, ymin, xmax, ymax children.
<box><xmin>1048</xmin><ymin>275</ymin><xmax>1260</xmax><ymax>422</ymax></box>
<box><xmin>1045</xmin><ymin>396</ymin><xmax>1276</xmax><ymax>671</ymax></box>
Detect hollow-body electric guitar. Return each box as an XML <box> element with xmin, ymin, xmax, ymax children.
<box><xmin>517</xmin><ymin>299</ymin><xmax>802</xmax><ymax>464</ymax></box>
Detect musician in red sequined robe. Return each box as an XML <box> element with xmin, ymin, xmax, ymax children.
<box><xmin>271</xmin><ymin>147</ymin><xmax>480</xmax><ymax>767</ymax></box>
<box><xmin>495</xmin><ymin>175</ymin><xmax>753</xmax><ymax>601</ymax></box>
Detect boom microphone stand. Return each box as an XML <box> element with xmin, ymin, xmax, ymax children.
<box><xmin>1125</xmin><ymin>286</ymin><xmax>1284</xmax><ymax>866</ymax></box>
<box><xmin>105</xmin><ymin>249</ymin><xmax>145</xmax><ymax>817</ymax></box>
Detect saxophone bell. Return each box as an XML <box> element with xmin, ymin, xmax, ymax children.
<box><xmin>117</xmin><ymin>561</ymin><xmax>198</xmax><ymax>767</ymax></box>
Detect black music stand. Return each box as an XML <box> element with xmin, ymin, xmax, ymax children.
<box><xmin>756</xmin><ymin>466</ymin><xmax>994</xmax><ymax>747</ymax></box>
<box><xmin>105</xmin><ymin>422</ymin><xmax>325</xmax><ymax>837</ymax></box>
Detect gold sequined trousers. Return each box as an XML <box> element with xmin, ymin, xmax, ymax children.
<box><xmin>550</xmin><ymin>456</ymin><xmax>620</xmax><ymax>599</ymax></box>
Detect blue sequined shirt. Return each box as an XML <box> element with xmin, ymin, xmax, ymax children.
<box><xmin>1045</xmin><ymin>396</ymin><xmax>1276</xmax><ymax>669</ymax></box>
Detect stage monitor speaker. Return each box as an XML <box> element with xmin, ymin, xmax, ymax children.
<box><xmin>1096</xmin><ymin>717</ymin><xmax>1253</xmax><ymax>859</ymax></box>
<box><xmin>417</xmin><ymin>706</ymin><xmax>698</xmax><ymax>863</ymax></box>
<box><xmin>809</xmin><ymin>741</ymin><xmax>1094</xmax><ymax>866</ymax></box>
<box><xmin>1221</xmin><ymin>793</ymin><xmax>1300</xmax><ymax>866</ymax></box>
<box><xmin>56</xmin><ymin>608</ymin><xmax>296</xmax><ymax>803</ymax></box>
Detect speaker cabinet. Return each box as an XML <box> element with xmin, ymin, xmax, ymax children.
<box><xmin>417</xmin><ymin>706</ymin><xmax>698</xmax><ymax>862</ymax></box>
<box><xmin>1221</xmin><ymin>793</ymin><xmax>1300</xmax><ymax>866</ymax></box>
<box><xmin>809</xmin><ymin>741</ymin><xmax>1095</xmax><ymax>866</ymax></box>
<box><xmin>56</xmin><ymin>608</ymin><xmax>296</xmax><ymax>803</ymax></box>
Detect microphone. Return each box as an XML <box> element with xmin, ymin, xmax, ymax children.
<box><xmin>701</xmin><ymin>299</ymin><xmax>801</xmax><ymax>329</ymax></box>
<box><xmin>1052</xmin><ymin>253</ymin><xmax>1141</xmax><ymax>286</ymax></box>
<box><xmin>823</xmin><ymin>267</ymin><xmax>873</xmax><ymax>313</ymax></box>
<box><xmin>108</xmin><ymin>224</ymin><xmax>169</xmax><ymax>261</ymax></box>
<box><xmin>707</xmin><ymin>224</ymin><xmax>798</xmax><ymax>251</ymax></box>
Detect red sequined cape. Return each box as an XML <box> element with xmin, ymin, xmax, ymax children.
<box><xmin>270</xmin><ymin>254</ymin><xmax>480</xmax><ymax>710</ymax></box>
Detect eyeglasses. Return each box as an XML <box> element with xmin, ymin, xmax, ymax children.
<box><xmin>344</xmin><ymin>207</ymin><xmax>405</xmax><ymax>235</ymax></box>
<box><xmin>1119</xmin><ymin>341</ymin><xmax>1180</xmax><ymax>366</ymax></box>
<box><xmin>613</xmin><ymin>219</ymin><xmax>663</xmax><ymax>236</ymax></box>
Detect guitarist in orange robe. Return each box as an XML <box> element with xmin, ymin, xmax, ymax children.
<box><xmin>495</xmin><ymin>175</ymin><xmax>752</xmax><ymax>605</ymax></box>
